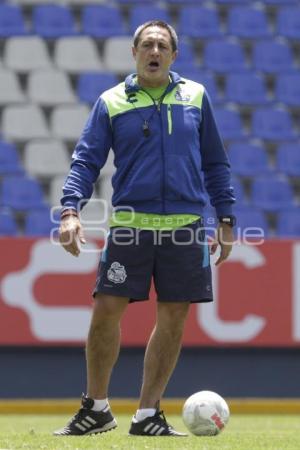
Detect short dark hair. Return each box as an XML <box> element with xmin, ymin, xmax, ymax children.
<box><xmin>133</xmin><ymin>21</ymin><xmax>178</xmax><ymax>52</ymax></box>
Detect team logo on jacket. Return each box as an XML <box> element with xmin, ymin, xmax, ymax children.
<box><xmin>107</xmin><ymin>262</ymin><xmax>127</xmax><ymax>284</ymax></box>
<box><xmin>175</xmin><ymin>88</ymin><xmax>190</xmax><ymax>102</ymax></box>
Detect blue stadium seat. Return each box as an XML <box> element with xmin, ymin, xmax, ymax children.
<box><xmin>252</xmin><ymin>108</ymin><xmax>296</xmax><ymax>141</ymax></box>
<box><xmin>250</xmin><ymin>176</ymin><xmax>294</xmax><ymax>211</ymax></box>
<box><xmin>253</xmin><ymin>40</ymin><xmax>294</xmax><ymax>73</ymax></box>
<box><xmin>263</xmin><ymin>0</ymin><xmax>298</xmax><ymax>5</ymax></box>
<box><xmin>0</xmin><ymin>4</ymin><xmax>27</xmax><ymax>37</ymax></box>
<box><xmin>277</xmin><ymin>7</ymin><xmax>300</xmax><ymax>40</ymax></box>
<box><xmin>231</xmin><ymin>177</ymin><xmax>247</xmax><ymax>204</ymax></box>
<box><xmin>275</xmin><ymin>73</ymin><xmax>300</xmax><ymax>107</ymax></box>
<box><xmin>216</xmin><ymin>0</ymin><xmax>251</xmax><ymax>3</ymax></box>
<box><xmin>0</xmin><ymin>209</ymin><xmax>18</xmax><ymax>236</ymax></box>
<box><xmin>77</xmin><ymin>72</ymin><xmax>118</xmax><ymax>104</ymax></box>
<box><xmin>82</xmin><ymin>5</ymin><xmax>125</xmax><ymax>38</ymax></box>
<box><xmin>172</xmin><ymin>41</ymin><xmax>198</xmax><ymax>72</ymax></box>
<box><xmin>214</xmin><ymin>108</ymin><xmax>245</xmax><ymax>140</ymax></box>
<box><xmin>0</xmin><ymin>141</ymin><xmax>23</xmax><ymax>175</ymax></box>
<box><xmin>228</xmin><ymin>6</ymin><xmax>270</xmax><ymax>39</ymax></box>
<box><xmin>276</xmin><ymin>143</ymin><xmax>300</xmax><ymax>177</ymax></box>
<box><xmin>178</xmin><ymin>6</ymin><xmax>221</xmax><ymax>38</ymax></box>
<box><xmin>225</xmin><ymin>72</ymin><xmax>269</xmax><ymax>105</ymax></box>
<box><xmin>24</xmin><ymin>209</ymin><xmax>57</xmax><ymax>237</ymax></box>
<box><xmin>32</xmin><ymin>5</ymin><xmax>77</xmax><ymax>38</ymax></box>
<box><xmin>228</xmin><ymin>142</ymin><xmax>270</xmax><ymax>176</ymax></box>
<box><xmin>129</xmin><ymin>6</ymin><xmax>170</xmax><ymax>33</ymax></box>
<box><xmin>277</xmin><ymin>208</ymin><xmax>300</xmax><ymax>237</ymax></box>
<box><xmin>181</xmin><ymin>70</ymin><xmax>221</xmax><ymax>104</ymax></box>
<box><xmin>0</xmin><ymin>176</ymin><xmax>46</xmax><ymax>211</ymax></box>
<box><xmin>235</xmin><ymin>208</ymin><xmax>269</xmax><ymax>238</ymax></box>
<box><xmin>203</xmin><ymin>40</ymin><xmax>246</xmax><ymax>73</ymax></box>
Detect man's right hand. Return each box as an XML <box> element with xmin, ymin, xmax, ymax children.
<box><xmin>59</xmin><ymin>215</ymin><xmax>86</xmax><ymax>257</ymax></box>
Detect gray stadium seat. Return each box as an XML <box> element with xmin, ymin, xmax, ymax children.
<box><xmin>28</xmin><ymin>69</ymin><xmax>76</xmax><ymax>106</ymax></box>
<box><xmin>50</xmin><ymin>104</ymin><xmax>90</xmax><ymax>141</ymax></box>
<box><xmin>24</xmin><ymin>139</ymin><xmax>70</xmax><ymax>178</ymax></box>
<box><xmin>49</xmin><ymin>175</ymin><xmax>66</xmax><ymax>207</ymax></box>
<box><xmin>2</xmin><ymin>104</ymin><xmax>50</xmax><ymax>142</ymax></box>
<box><xmin>103</xmin><ymin>37</ymin><xmax>136</xmax><ymax>74</ymax></box>
<box><xmin>3</xmin><ymin>36</ymin><xmax>52</xmax><ymax>73</ymax></box>
<box><xmin>0</xmin><ymin>68</ymin><xmax>25</xmax><ymax>105</ymax></box>
<box><xmin>54</xmin><ymin>36</ymin><xmax>103</xmax><ymax>74</ymax></box>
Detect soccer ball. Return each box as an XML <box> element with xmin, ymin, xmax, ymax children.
<box><xmin>182</xmin><ymin>390</ymin><xmax>230</xmax><ymax>436</ymax></box>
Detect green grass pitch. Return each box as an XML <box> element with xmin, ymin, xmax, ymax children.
<box><xmin>0</xmin><ymin>414</ymin><xmax>300</xmax><ymax>449</ymax></box>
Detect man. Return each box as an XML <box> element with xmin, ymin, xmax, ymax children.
<box><xmin>54</xmin><ymin>21</ymin><xmax>235</xmax><ymax>437</ymax></box>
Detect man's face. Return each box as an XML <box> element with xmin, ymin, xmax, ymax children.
<box><xmin>132</xmin><ymin>26</ymin><xmax>177</xmax><ymax>87</ymax></box>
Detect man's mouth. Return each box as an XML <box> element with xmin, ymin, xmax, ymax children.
<box><xmin>148</xmin><ymin>61</ymin><xmax>160</xmax><ymax>69</ymax></box>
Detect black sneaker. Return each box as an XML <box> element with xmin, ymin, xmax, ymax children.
<box><xmin>53</xmin><ymin>395</ymin><xmax>117</xmax><ymax>436</ymax></box>
<box><xmin>129</xmin><ymin>410</ymin><xmax>187</xmax><ymax>436</ymax></box>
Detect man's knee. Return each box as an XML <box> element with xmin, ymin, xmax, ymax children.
<box><xmin>93</xmin><ymin>293</ymin><xmax>129</xmax><ymax>321</ymax></box>
<box><xmin>157</xmin><ymin>302</ymin><xmax>190</xmax><ymax>331</ymax></box>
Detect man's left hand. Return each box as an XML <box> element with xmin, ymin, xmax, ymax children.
<box><xmin>210</xmin><ymin>223</ymin><xmax>234</xmax><ymax>266</ymax></box>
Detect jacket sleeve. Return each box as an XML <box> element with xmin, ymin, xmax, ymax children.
<box><xmin>61</xmin><ymin>97</ymin><xmax>112</xmax><ymax>211</ymax></box>
<box><xmin>200</xmin><ymin>90</ymin><xmax>235</xmax><ymax>217</ymax></box>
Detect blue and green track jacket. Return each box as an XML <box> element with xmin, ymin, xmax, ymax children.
<box><xmin>61</xmin><ymin>71</ymin><xmax>235</xmax><ymax>217</ymax></box>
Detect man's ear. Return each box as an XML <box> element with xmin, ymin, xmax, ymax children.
<box><xmin>132</xmin><ymin>46</ymin><xmax>137</xmax><ymax>59</ymax></box>
<box><xmin>172</xmin><ymin>50</ymin><xmax>178</xmax><ymax>64</ymax></box>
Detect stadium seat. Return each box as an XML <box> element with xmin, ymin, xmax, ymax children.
<box><xmin>82</xmin><ymin>5</ymin><xmax>125</xmax><ymax>38</ymax></box>
<box><xmin>54</xmin><ymin>37</ymin><xmax>103</xmax><ymax>74</ymax></box>
<box><xmin>275</xmin><ymin>73</ymin><xmax>300</xmax><ymax>107</ymax></box>
<box><xmin>228</xmin><ymin>142</ymin><xmax>270</xmax><ymax>176</ymax></box>
<box><xmin>77</xmin><ymin>72</ymin><xmax>118</xmax><ymax>104</ymax></box>
<box><xmin>181</xmin><ymin>70</ymin><xmax>220</xmax><ymax>104</ymax></box>
<box><xmin>253</xmin><ymin>40</ymin><xmax>294</xmax><ymax>73</ymax></box>
<box><xmin>129</xmin><ymin>5</ymin><xmax>170</xmax><ymax>34</ymax></box>
<box><xmin>171</xmin><ymin>41</ymin><xmax>198</xmax><ymax>73</ymax></box>
<box><xmin>224</xmin><ymin>72</ymin><xmax>269</xmax><ymax>105</ymax></box>
<box><xmin>214</xmin><ymin>108</ymin><xmax>245</xmax><ymax>140</ymax></box>
<box><xmin>0</xmin><ymin>209</ymin><xmax>18</xmax><ymax>236</ymax></box>
<box><xmin>0</xmin><ymin>4</ymin><xmax>27</xmax><ymax>37</ymax></box>
<box><xmin>32</xmin><ymin>5</ymin><xmax>78</xmax><ymax>38</ymax></box>
<box><xmin>263</xmin><ymin>0</ymin><xmax>298</xmax><ymax>5</ymax></box>
<box><xmin>251</xmin><ymin>108</ymin><xmax>296</xmax><ymax>141</ymax></box>
<box><xmin>103</xmin><ymin>37</ymin><xmax>136</xmax><ymax>74</ymax></box>
<box><xmin>276</xmin><ymin>208</ymin><xmax>300</xmax><ymax>238</ymax></box>
<box><xmin>50</xmin><ymin>104</ymin><xmax>90</xmax><ymax>141</ymax></box>
<box><xmin>277</xmin><ymin>7</ymin><xmax>300</xmax><ymax>40</ymax></box>
<box><xmin>49</xmin><ymin>175</ymin><xmax>66</xmax><ymax>207</ymax></box>
<box><xmin>0</xmin><ymin>68</ymin><xmax>25</xmax><ymax>105</ymax></box>
<box><xmin>27</xmin><ymin>69</ymin><xmax>76</xmax><ymax>106</ymax></box>
<box><xmin>24</xmin><ymin>209</ymin><xmax>57</xmax><ymax>237</ymax></box>
<box><xmin>3</xmin><ymin>36</ymin><xmax>52</xmax><ymax>73</ymax></box>
<box><xmin>98</xmin><ymin>175</ymin><xmax>113</xmax><ymax>207</ymax></box>
<box><xmin>203</xmin><ymin>40</ymin><xmax>246</xmax><ymax>73</ymax></box>
<box><xmin>235</xmin><ymin>208</ymin><xmax>269</xmax><ymax>238</ymax></box>
<box><xmin>230</xmin><ymin>176</ymin><xmax>247</xmax><ymax>204</ymax></box>
<box><xmin>227</xmin><ymin>6</ymin><xmax>270</xmax><ymax>38</ymax></box>
<box><xmin>178</xmin><ymin>5</ymin><xmax>221</xmax><ymax>38</ymax></box>
<box><xmin>250</xmin><ymin>176</ymin><xmax>294</xmax><ymax>211</ymax></box>
<box><xmin>0</xmin><ymin>141</ymin><xmax>23</xmax><ymax>175</ymax></box>
<box><xmin>24</xmin><ymin>139</ymin><xmax>70</xmax><ymax>178</ymax></box>
<box><xmin>276</xmin><ymin>143</ymin><xmax>300</xmax><ymax>177</ymax></box>
<box><xmin>1</xmin><ymin>105</ymin><xmax>50</xmax><ymax>142</ymax></box>
<box><xmin>0</xmin><ymin>176</ymin><xmax>46</xmax><ymax>211</ymax></box>
<box><xmin>216</xmin><ymin>0</ymin><xmax>251</xmax><ymax>3</ymax></box>
<box><xmin>100</xmin><ymin>150</ymin><xmax>115</xmax><ymax>178</ymax></box>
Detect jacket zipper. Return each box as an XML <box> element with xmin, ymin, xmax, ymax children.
<box><xmin>167</xmin><ymin>104</ymin><xmax>172</xmax><ymax>135</ymax></box>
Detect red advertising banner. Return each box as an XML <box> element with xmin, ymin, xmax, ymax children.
<box><xmin>0</xmin><ymin>237</ymin><xmax>299</xmax><ymax>346</ymax></box>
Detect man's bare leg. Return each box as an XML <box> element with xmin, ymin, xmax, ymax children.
<box><xmin>138</xmin><ymin>301</ymin><xmax>190</xmax><ymax>409</ymax></box>
<box><xmin>86</xmin><ymin>294</ymin><xmax>129</xmax><ymax>399</ymax></box>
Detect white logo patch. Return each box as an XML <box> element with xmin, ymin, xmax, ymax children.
<box><xmin>107</xmin><ymin>262</ymin><xmax>127</xmax><ymax>284</ymax></box>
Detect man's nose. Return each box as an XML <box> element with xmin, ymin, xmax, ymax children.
<box><xmin>151</xmin><ymin>45</ymin><xmax>160</xmax><ymax>56</ymax></box>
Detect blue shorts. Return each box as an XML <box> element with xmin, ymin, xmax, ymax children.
<box><xmin>93</xmin><ymin>219</ymin><xmax>213</xmax><ymax>303</ymax></box>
